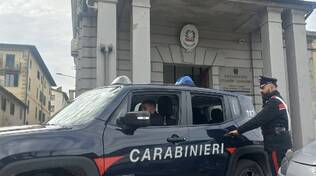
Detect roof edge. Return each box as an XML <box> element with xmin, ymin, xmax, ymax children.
<box><xmin>0</xmin><ymin>86</ymin><xmax>26</xmax><ymax>107</ymax></box>
<box><xmin>52</xmin><ymin>88</ymin><xmax>69</xmax><ymax>101</ymax></box>
<box><xmin>0</xmin><ymin>43</ymin><xmax>57</xmax><ymax>86</ymax></box>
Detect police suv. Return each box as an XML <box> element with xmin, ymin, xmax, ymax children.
<box><xmin>0</xmin><ymin>78</ymin><xmax>271</xmax><ymax>176</ymax></box>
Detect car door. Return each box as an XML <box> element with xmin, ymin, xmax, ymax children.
<box><xmin>102</xmin><ymin>89</ymin><xmax>192</xmax><ymax>176</ymax></box>
<box><xmin>185</xmin><ymin>91</ymin><xmax>238</xmax><ymax>176</ymax></box>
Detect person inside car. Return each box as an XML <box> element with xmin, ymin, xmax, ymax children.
<box><xmin>140</xmin><ymin>100</ymin><xmax>164</xmax><ymax>126</ymax></box>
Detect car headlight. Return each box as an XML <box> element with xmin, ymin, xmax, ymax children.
<box><xmin>278</xmin><ymin>150</ymin><xmax>294</xmax><ymax>175</ymax></box>
<box><xmin>313</xmin><ymin>167</ymin><xmax>316</xmax><ymax>176</ymax></box>
<box><xmin>279</xmin><ymin>157</ymin><xmax>290</xmax><ymax>175</ymax></box>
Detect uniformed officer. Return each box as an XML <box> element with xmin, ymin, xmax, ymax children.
<box><xmin>228</xmin><ymin>76</ymin><xmax>293</xmax><ymax>176</ymax></box>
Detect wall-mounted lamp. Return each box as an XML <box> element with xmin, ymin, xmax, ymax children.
<box><xmin>86</xmin><ymin>0</ymin><xmax>97</xmax><ymax>9</ymax></box>
<box><xmin>238</xmin><ymin>38</ymin><xmax>246</xmax><ymax>45</ymax></box>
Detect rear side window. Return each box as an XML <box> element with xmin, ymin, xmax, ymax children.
<box><xmin>228</xmin><ymin>96</ymin><xmax>241</xmax><ymax>118</ymax></box>
<box><xmin>239</xmin><ymin>96</ymin><xmax>256</xmax><ymax>118</ymax></box>
<box><xmin>191</xmin><ymin>94</ymin><xmax>226</xmax><ymax>125</ymax></box>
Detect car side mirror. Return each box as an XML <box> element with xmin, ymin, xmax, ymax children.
<box><xmin>117</xmin><ymin>111</ymin><xmax>151</xmax><ymax>131</ymax></box>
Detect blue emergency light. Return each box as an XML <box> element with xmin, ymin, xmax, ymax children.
<box><xmin>175</xmin><ymin>76</ymin><xmax>195</xmax><ymax>86</ymax></box>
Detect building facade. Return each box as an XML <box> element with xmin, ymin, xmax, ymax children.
<box><xmin>68</xmin><ymin>89</ymin><xmax>76</xmax><ymax>102</ymax></box>
<box><xmin>71</xmin><ymin>0</ymin><xmax>316</xmax><ymax>149</ymax></box>
<box><xmin>307</xmin><ymin>31</ymin><xmax>316</xmax><ymax>135</ymax></box>
<box><xmin>0</xmin><ymin>86</ymin><xmax>26</xmax><ymax>127</ymax></box>
<box><xmin>0</xmin><ymin>44</ymin><xmax>56</xmax><ymax>125</ymax></box>
<box><xmin>50</xmin><ymin>87</ymin><xmax>69</xmax><ymax>116</ymax></box>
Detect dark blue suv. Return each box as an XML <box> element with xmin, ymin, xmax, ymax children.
<box><xmin>0</xmin><ymin>85</ymin><xmax>271</xmax><ymax>176</ymax></box>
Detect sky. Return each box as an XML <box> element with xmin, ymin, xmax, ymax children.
<box><xmin>0</xmin><ymin>0</ymin><xmax>74</xmax><ymax>94</ymax></box>
<box><xmin>0</xmin><ymin>0</ymin><xmax>315</xmax><ymax>95</ymax></box>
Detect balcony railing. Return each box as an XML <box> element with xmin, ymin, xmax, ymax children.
<box><xmin>0</xmin><ymin>64</ymin><xmax>21</xmax><ymax>74</ymax></box>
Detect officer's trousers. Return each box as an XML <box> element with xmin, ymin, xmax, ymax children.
<box><xmin>266</xmin><ymin>149</ymin><xmax>287</xmax><ymax>176</ymax></box>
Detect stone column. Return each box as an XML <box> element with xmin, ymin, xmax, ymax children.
<box><xmin>131</xmin><ymin>0</ymin><xmax>151</xmax><ymax>84</ymax></box>
<box><xmin>210</xmin><ymin>66</ymin><xmax>220</xmax><ymax>89</ymax></box>
<box><xmin>313</xmin><ymin>42</ymin><xmax>316</xmax><ymax>92</ymax></box>
<box><xmin>96</xmin><ymin>0</ymin><xmax>117</xmax><ymax>87</ymax></box>
<box><xmin>284</xmin><ymin>9</ymin><xmax>315</xmax><ymax>149</ymax></box>
<box><xmin>260</xmin><ymin>7</ymin><xmax>289</xmax><ymax>104</ymax></box>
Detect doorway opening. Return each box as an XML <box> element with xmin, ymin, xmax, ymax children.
<box><xmin>163</xmin><ymin>64</ymin><xmax>210</xmax><ymax>88</ymax></box>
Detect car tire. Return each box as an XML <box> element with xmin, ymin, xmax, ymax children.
<box><xmin>32</xmin><ymin>174</ymin><xmax>53</xmax><ymax>176</ymax></box>
<box><xmin>234</xmin><ymin>159</ymin><xmax>265</xmax><ymax>176</ymax></box>
<box><xmin>19</xmin><ymin>170</ymin><xmax>73</xmax><ymax>176</ymax></box>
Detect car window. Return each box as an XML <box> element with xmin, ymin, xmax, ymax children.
<box><xmin>131</xmin><ymin>93</ymin><xmax>180</xmax><ymax>126</ymax></box>
<box><xmin>239</xmin><ymin>96</ymin><xmax>256</xmax><ymax>118</ymax></box>
<box><xmin>48</xmin><ymin>87</ymin><xmax>121</xmax><ymax>126</ymax></box>
<box><xmin>228</xmin><ymin>96</ymin><xmax>241</xmax><ymax>118</ymax></box>
<box><xmin>110</xmin><ymin>92</ymin><xmax>181</xmax><ymax>126</ymax></box>
<box><xmin>109</xmin><ymin>96</ymin><xmax>128</xmax><ymax>125</ymax></box>
<box><xmin>191</xmin><ymin>94</ymin><xmax>227</xmax><ymax>125</ymax></box>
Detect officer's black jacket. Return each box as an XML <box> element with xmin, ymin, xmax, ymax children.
<box><xmin>237</xmin><ymin>91</ymin><xmax>293</xmax><ymax>150</ymax></box>
<box><xmin>150</xmin><ymin>112</ymin><xmax>164</xmax><ymax>126</ymax></box>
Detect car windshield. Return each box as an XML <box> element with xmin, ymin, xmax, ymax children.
<box><xmin>47</xmin><ymin>86</ymin><xmax>121</xmax><ymax>126</ymax></box>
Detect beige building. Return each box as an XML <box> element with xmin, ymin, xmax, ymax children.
<box><xmin>68</xmin><ymin>89</ymin><xmax>75</xmax><ymax>102</ymax></box>
<box><xmin>0</xmin><ymin>44</ymin><xmax>56</xmax><ymax>125</ymax></box>
<box><xmin>308</xmin><ymin>31</ymin><xmax>316</xmax><ymax>93</ymax></box>
<box><xmin>0</xmin><ymin>85</ymin><xmax>26</xmax><ymax>127</ymax></box>
<box><xmin>50</xmin><ymin>87</ymin><xmax>68</xmax><ymax>116</ymax></box>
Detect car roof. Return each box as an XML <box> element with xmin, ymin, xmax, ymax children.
<box><xmin>101</xmin><ymin>84</ymin><xmax>244</xmax><ymax>97</ymax></box>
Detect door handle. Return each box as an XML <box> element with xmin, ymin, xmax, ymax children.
<box><xmin>167</xmin><ymin>134</ymin><xmax>186</xmax><ymax>143</ymax></box>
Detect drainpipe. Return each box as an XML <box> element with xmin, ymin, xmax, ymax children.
<box><xmin>249</xmin><ymin>33</ymin><xmax>256</xmax><ymax>106</ymax></box>
<box><xmin>40</xmin><ymin>77</ymin><xmax>44</xmax><ymax>124</ymax></box>
<box><xmin>0</xmin><ymin>93</ymin><xmax>4</xmax><ymax>126</ymax></box>
<box><xmin>101</xmin><ymin>43</ymin><xmax>113</xmax><ymax>85</ymax></box>
<box><xmin>24</xmin><ymin>51</ymin><xmax>30</xmax><ymax>125</ymax></box>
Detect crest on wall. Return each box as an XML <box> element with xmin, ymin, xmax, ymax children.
<box><xmin>180</xmin><ymin>24</ymin><xmax>199</xmax><ymax>52</ymax></box>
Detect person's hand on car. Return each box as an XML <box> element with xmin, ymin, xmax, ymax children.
<box><xmin>227</xmin><ymin>130</ymin><xmax>239</xmax><ymax>136</ymax></box>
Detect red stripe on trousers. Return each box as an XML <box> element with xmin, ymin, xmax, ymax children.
<box><xmin>272</xmin><ymin>151</ymin><xmax>279</xmax><ymax>176</ymax></box>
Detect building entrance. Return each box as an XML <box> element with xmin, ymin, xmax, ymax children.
<box><xmin>163</xmin><ymin>64</ymin><xmax>210</xmax><ymax>88</ymax></box>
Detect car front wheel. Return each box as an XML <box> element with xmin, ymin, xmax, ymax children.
<box><xmin>234</xmin><ymin>159</ymin><xmax>265</xmax><ymax>176</ymax></box>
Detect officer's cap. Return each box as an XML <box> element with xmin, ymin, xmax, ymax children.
<box><xmin>259</xmin><ymin>76</ymin><xmax>278</xmax><ymax>88</ymax></box>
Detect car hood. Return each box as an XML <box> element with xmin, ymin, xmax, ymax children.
<box><xmin>0</xmin><ymin>124</ymin><xmax>104</xmax><ymax>169</ymax></box>
<box><xmin>0</xmin><ymin>124</ymin><xmax>67</xmax><ymax>136</ymax></box>
<box><xmin>292</xmin><ymin>141</ymin><xmax>316</xmax><ymax>166</ymax></box>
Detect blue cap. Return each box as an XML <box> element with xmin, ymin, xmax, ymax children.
<box><xmin>175</xmin><ymin>76</ymin><xmax>195</xmax><ymax>86</ymax></box>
